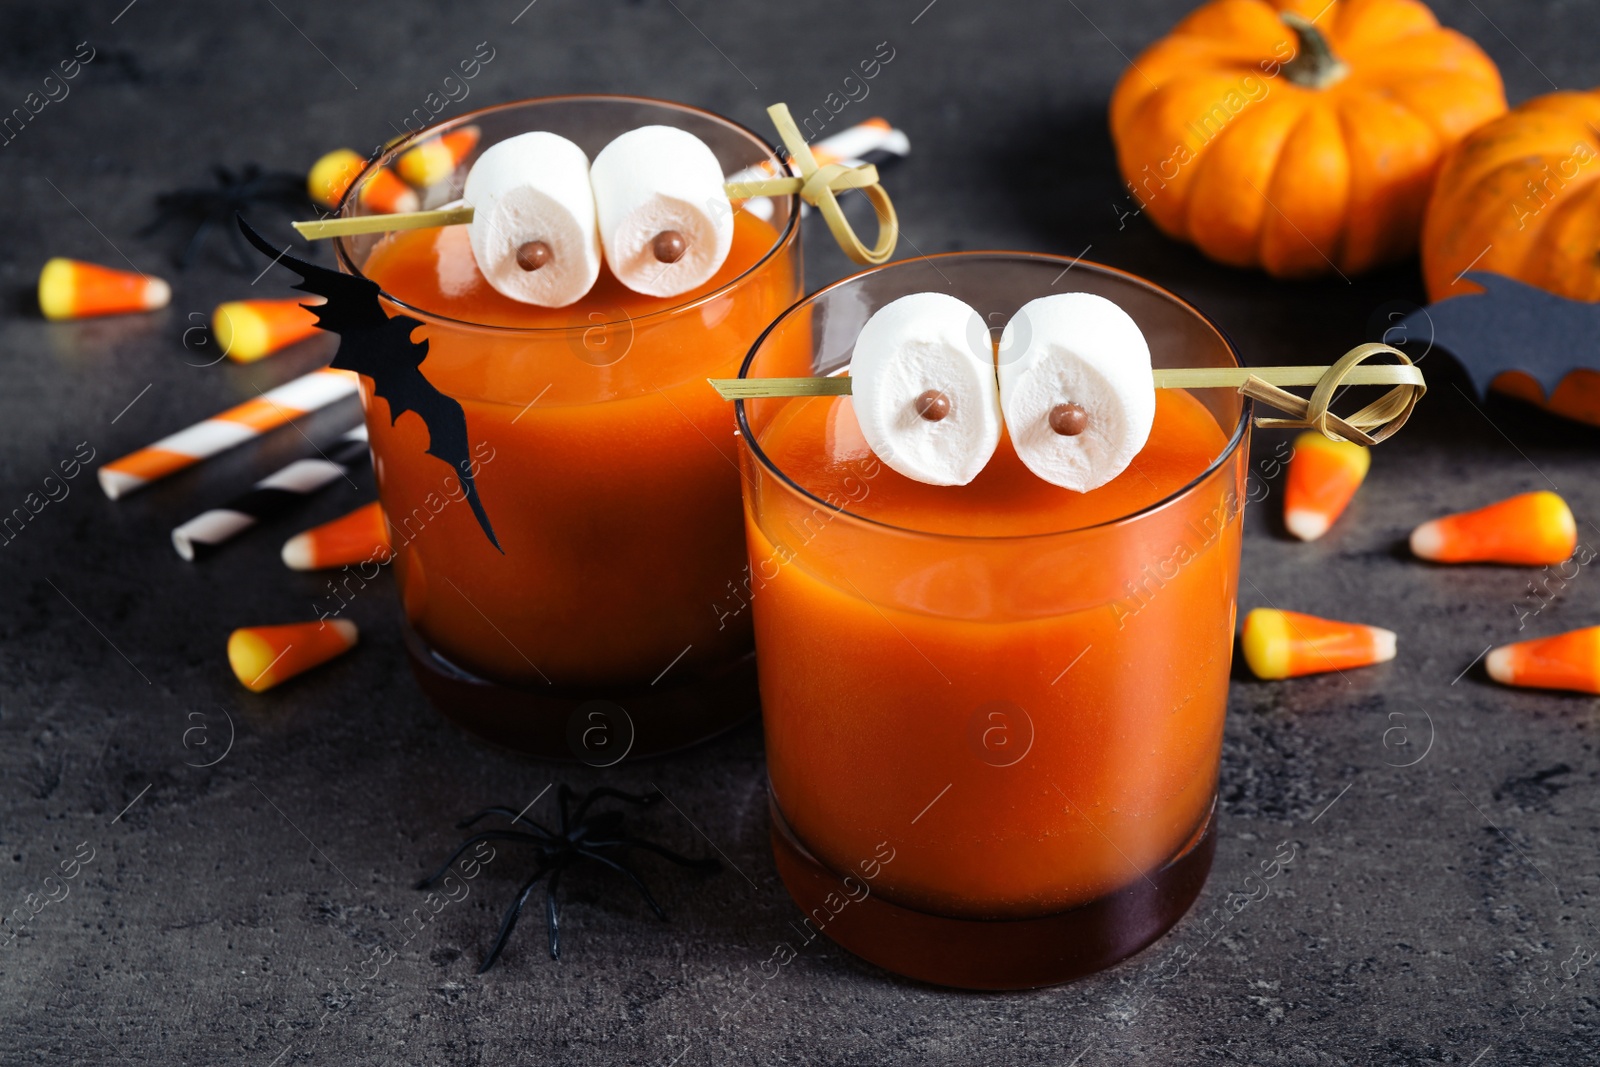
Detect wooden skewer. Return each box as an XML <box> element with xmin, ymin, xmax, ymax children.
<box><xmin>289</xmin><ymin>167</ymin><xmax>882</xmax><ymax>243</ymax></box>
<box><xmin>286</xmin><ymin>166</ymin><xmax>878</xmax><ymax>243</ymax></box>
<box><xmin>292</xmin><ymin>204</ymin><xmax>476</xmax><ymax>240</ymax></box>
<box><xmin>711</xmin><ymin>376</ymin><xmax>855</xmax><ymax>399</ymax></box>
<box><xmin>706</xmin><ymin>363</ymin><xmax>1425</xmax><ymax>401</ymax></box>
<box><xmin>712</xmin><ymin>343</ymin><xmax>1426</xmax><ymax>446</ymax></box>
<box><xmin>1156</xmin><ymin>365</ymin><xmax>1423</xmax><ymax>389</ymax></box>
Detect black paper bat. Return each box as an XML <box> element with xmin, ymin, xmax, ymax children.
<box><xmin>239</xmin><ymin>217</ymin><xmax>501</xmax><ymax>551</ymax></box>
<box><xmin>1390</xmin><ymin>271</ymin><xmax>1600</xmax><ymax>400</ymax></box>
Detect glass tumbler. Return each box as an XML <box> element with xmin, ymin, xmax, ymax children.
<box><xmin>736</xmin><ymin>253</ymin><xmax>1249</xmax><ymax>988</ymax></box>
<box><xmin>335</xmin><ymin>96</ymin><xmax>802</xmax><ymax>760</ymax></box>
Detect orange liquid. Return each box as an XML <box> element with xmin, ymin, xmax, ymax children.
<box><xmin>360</xmin><ymin>210</ymin><xmax>799</xmax><ymax>688</ymax></box>
<box><xmin>762</xmin><ymin>392</ymin><xmax>1227</xmax><ymax>536</ymax></box>
<box><xmin>748</xmin><ymin>389</ymin><xmax>1240</xmax><ymax>918</ymax></box>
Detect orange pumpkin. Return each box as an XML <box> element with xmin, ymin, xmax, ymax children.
<box><xmin>1422</xmin><ymin>90</ymin><xmax>1600</xmax><ymax>427</ymax></box>
<box><xmin>1423</xmin><ymin>91</ymin><xmax>1600</xmax><ymax>303</ymax></box>
<box><xmin>1109</xmin><ymin>0</ymin><xmax>1505</xmax><ymax>279</ymax></box>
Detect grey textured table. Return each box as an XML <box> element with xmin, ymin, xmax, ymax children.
<box><xmin>3</xmin><ymin>1</ymin><xmax>1598</xmax><ymax>1063</ymax></box>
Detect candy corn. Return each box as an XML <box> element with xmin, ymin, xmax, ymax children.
<box><xmin>1410</xmin><ymin>491</ymin><xmax>1577</xmax><ymax>566</ymax></box>
<box><xmin>308</xmin><ymin>148</ymin><xmax>364</xmax><ymax>207</ymax></box>
<box><xmin>396</xmin><ymin>126</ymin><xmax>480</xmax><ymax>188</ymax></box>
<box><xmin>228</xmin><ymin>619</ymin><xmax>358</xmax><ymax>693</ymax></box>
<box><xmin>307</xmin><ymin>148</ymin><xmax>418</xmax><ymax>214</ymax></box>
<box><xmin>282</xmin><ymin>501</ymin><xmax>391</xmax><ymax>571</ymax></box>
<box><xmin>1241</xmin><ymin>608</ymin><xmax>1396</xmax><ymax>680</ymax></box>
<box><xmin>1487</xmin><ymin>626</ymin><xmax>1600</xmax><ymax>695</ymax></box>
<box><xmin>360</xmin><ymin>167</ymin><xmax>418</xmax><ymax>214</ymax></box>
<box><xmin>38</xmin><ymin>258</ymin><xmax>170</xmax><ymax>321</ymax></box>
<box><xmin>1283</xmin><ymin>431</ymin><xmax>1369</xmax><ymax>541</ymax></box>
<box><xmin>213</xmin><ymin>297</ymin><xmax>323</xmax><ymax>363</ymax></box>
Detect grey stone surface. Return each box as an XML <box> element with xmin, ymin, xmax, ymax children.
<box><xmin>2</xmin><ymin>0</ymin><xmax>1598</xmax><ymax>1063</ymax></box>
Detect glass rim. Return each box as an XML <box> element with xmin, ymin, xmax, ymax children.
<box><xmin>735</xmin><ymin>251</ymin><xmax>1253</xmax><ymax>543</ymax></box>
<box><xmin>332</xmin><ymin>93</ymin><xmax>802</xmax><ymax>336</ymax></box>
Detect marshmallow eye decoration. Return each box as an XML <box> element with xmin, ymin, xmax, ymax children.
<box><xmin>848</xmin><ymin>293</ymin><xmax>1003</xmax><ymax>487</ymax></box>
<box><xmin>456</xmin><ymin>125</ymin><xmax>733</xmax><ymax>306</ymax></box>
<box><xmin>462</xmin><ymin>131</ymin><xmax>603</xmax><ymax>308</ymax></box>
<box><xmin>997</xmin><ymin>293</ymin><xmax>1156</xmax><ymax>493</ymax></box>
<box><xmin>589</xmin><ymin>125</ymin><xmax>735</xmax><ymax>299</ymax></box>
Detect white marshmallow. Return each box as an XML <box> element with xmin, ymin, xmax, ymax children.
<box><xmin>848</xmin><ymin>293</ymin><xmax>1001</xmax><ymax>486</ymax></box>
<box><xmin>462</xmin><ymin>132</ymin><xmax>601</xmax><ymax>307</ymax></box>
<box><xmin>997</xmin><ymin>293</ymin><xmax>1155</xmax><ymax>493</ymax></box>
<box><xmin>433</xmin><ymin>221</ymin><xmax>479</xmax><ymax>299</ymax></box>
<box><xmin>589</xmin><ymin>125</ymin><xmax>733</xmax><ymax>298</ymax></box>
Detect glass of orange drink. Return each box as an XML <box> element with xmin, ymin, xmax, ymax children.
<box><xmin>736</xmin><ymin>253</ymin><xmax>1249</xmax><ymax>988</ymax></box>
<box><xmin>335</xmin><ymin>97</ymin><xmax>802</xmax><ymax>760</ymax></box>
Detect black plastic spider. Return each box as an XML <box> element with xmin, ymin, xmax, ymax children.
<box><xmin>417</xmin><ymin>785</ymin><xmax>721</xmax><ymax>972</ymax></box>
<box><xmin>140</xmin><ymin>164</ymin><xmax>312</xmax><ymax>271</ymax></box>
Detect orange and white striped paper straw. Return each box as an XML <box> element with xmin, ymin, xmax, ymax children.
<box><xmin>98</xmin><ymin>367</ymin><xmax>360</xmax><ymax>499</ymax></box>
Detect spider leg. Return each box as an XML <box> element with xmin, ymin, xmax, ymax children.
<box><xmin>457</xmin><ymin>807</ymin><xmax>556</xmax><ymax>838</ymax></box>
<box><xmin>558</xmin><ymin>784</ymin><xmax>577</xmax><ymax>836</ymax></box>
<box><xmin>135</xmin><ymin>206</ymin><xmax>177</xmax><ymax>237</ymax></box>
<box><xmin>180</xmin><ymin>216</ymin><xmax>215</xmax><ymax>269</ymax></box>
<box><xmin>545</xmin><ymin>868</ymin><xmax>563</xmax><ymax>960</ymax></box>
<box><xmin>415</xmin><ymin>829</ymin><xmax>545</xmax><ymax>889</ymax></box>
<box><xmin>477</xmin><ymin>864</ymin><xmax>554</xmax><ymax>974</ymax></box>
<box><xmin>571</xmin><ymin>786</ymin><xmax>663</xmax><ymax>825</ymax></box>
<box><xmin>571</xmin><ymin>811</ymin><xmax>624</xmax><ymax>847</ymax></box>
<box><xmin>227</xmin><ymin>219</ymin><xmax>256</xmax><ymax>271</ymax></box>
<box><xmin>578</xmin><ymin>849</ymin><xmax>669</xmax><ymax>921</ymax></box>
<box><xmin>273</xmin><ymin>182</ymin><xmax>312</xmax><ymax>206</ymax></box>
<box><xmin>604</xmin><ymin>836</ymin><xmax>722</xmax><ymax>873</ymax></box>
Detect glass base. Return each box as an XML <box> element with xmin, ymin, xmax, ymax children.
<box><xmin>769</xmin><ymin>795</ymin><xmax>1217</xmax><ymax>990</ymax></box>
<box><xmin>403</xmin><ymin>625</ymin><xmax>758</xmax><ymax>762</ymax></box>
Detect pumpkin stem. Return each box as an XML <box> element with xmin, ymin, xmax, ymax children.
<box><xmin>1280</xmin><ymin>11</ymin><xmax>1349</xmax><ymax>90</ymax></box>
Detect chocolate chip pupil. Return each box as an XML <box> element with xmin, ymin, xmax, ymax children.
<box><xmin>1050</xmin><ymin>402</ymin><xmax>1089</xmax><ymax>436</ymax></box>
<box><xmin>516</xmin><ymin>241</ymin><xmax>552</xmax><ymax>271</ymax></box>
<box><xmin>652</xmin><ymin>230</ymin><xmax>687</xmax><ymax>264</ymax></box>
<box><xmin>915</xmin><ymin>389</ymin><xmax>951</xmax><ymax>422</ymax></box>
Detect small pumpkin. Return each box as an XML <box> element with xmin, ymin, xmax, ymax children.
<box><xmin>1421</xmin><ymin>91</ymin><xmax>1600</xmax><ymax>427</ymax></box>
<box><xmin>1109</xmin><ymin>0</ymin><xmax>1505</xmax><ymax>279</ymax></box>
<box><xmin>1423</xmin><ymin>91</ymin><xmax>1600</xmax><ymax>303</ymax></box>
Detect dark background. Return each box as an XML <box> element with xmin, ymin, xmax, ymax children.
<box><xmin>3</xmin><ymin>1</ymin><xmax>1598</xmax><ymax>1063</ymax></box>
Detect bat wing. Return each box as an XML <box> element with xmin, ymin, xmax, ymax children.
<box><xmin>239</xmin><ymin>217</ymin><xmax>501</xmax><ymax>551</ymax></box>
<box><xmin>1394</xmin><ymin>272</ymin><xmax>1600</xmax><ymax>400</ymax></box>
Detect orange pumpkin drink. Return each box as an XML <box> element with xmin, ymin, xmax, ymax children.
<box><xmin>333</xmin><ymin>98</ymin><xmax>802</xmax><ymax>758</ymax></box>
<box><xmin>736</xmin><ymin>254</ymin><xmax>1249</xmax><ymax>988</ymax></box>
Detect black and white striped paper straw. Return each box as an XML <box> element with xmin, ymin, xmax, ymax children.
<box><xmin>171</xmin><ymin>426</ymin><xmax>370</xmax><ymax>561</ymax></box>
